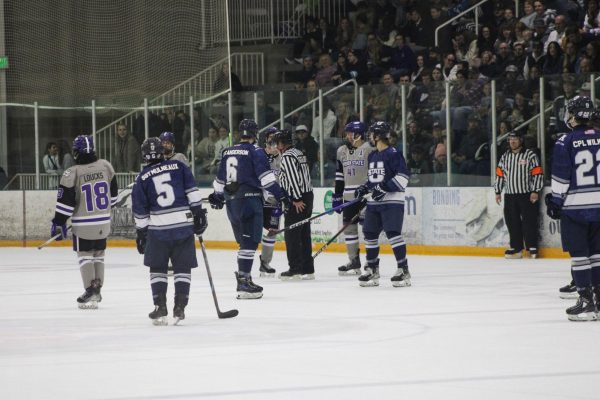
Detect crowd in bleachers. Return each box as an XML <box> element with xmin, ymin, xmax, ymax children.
<box><xmin>65</xmin><ymin>0</ymin><xmax>600</xmax><ymax>189</ymax></box>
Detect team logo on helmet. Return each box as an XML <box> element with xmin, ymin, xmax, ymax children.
<box><xmin>141</xmin><ymin>137</ymin><xmax>164</xmax><ymax>163</ymax></box>
<box><xmin>239</xmin><ymin>119</ymin><xmax>258</xmax><ymax>139</ymax></box>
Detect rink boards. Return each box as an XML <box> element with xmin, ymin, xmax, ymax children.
<box><xmin>0</xmin><ymin>187</ymin><xmax>565</xmax><ymax>257</ymax></box>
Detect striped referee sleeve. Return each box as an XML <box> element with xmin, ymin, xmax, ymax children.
<box><xmin>280</xmin><ymin>149</ymin><xmax>312</xmax><ymax>200</ymax></box>
<box><xmin>495</xmin><ymin>149</ymin><xmax>543</xmax><ymax>194</ymax></box>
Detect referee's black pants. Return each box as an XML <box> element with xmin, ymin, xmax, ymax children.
<box><xmin>284</xmin><ymin>191</ymin><xmax>314</xmax><ymax>274</ymax></box>
<box><xmin>504</xmin><ymin>193</ymin><xmax>539</xmax><ymax>251</ymax></box>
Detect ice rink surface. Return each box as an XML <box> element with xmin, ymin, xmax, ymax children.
<box><xmin>1</xmin><ymin>247</ymin><xmax>599</xmax><ymax>400</ymax></box>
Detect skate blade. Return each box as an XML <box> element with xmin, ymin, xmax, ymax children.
<box><xmin>528</xmin><ymin>254</ymin><xmax>538</xmax><ymax>259</ymax></box>
<box><xmin>152</xmin><ymin>317</ymin><xmax>168</xmax><ymax>326</ymax></box>
<box><xmin>259</xmin><ymin>272</ymin><xmax>275</xmax><ymax>277</ymax></box>
<box><xmin>505</xmin><ymin>253</ymin><xmax>523</xmax><ymax>259</ymax></box>
<box><xmin>359</xmin><ymin>279</ymin><xmax>379</xmax><ymax>287</ymax></box>
<box><xmin>173</xmin><ymin>317</ymin><xmax>184</xmax><ymax>326</ymax></box>
<box><xmin>567</xmin><ymin>312</ymin><xmax>598</xmax><ymax>322</ymax></box>
<box><xmin>392</xmin><ymin>279</ymin><xmax>412</xmax><ymax>287</ymax></box>
<box><xmin>301</xmin><ymin>274</ymin><xmax>315</xmax><ymax>280</ymax></box>
<box><xmin>559</xmin><ymin>292</ymin><xmax>578</xmax><ymax>299</ymax></box>
<box><xmin>338</xmin><ymin>269</ymin><xmax>361</xmax><ymax>276</ymax></box>
<box><xmin>237</xmin><ymin>291</ymin><xmax>263</xmax><ymax>299</ymax></box>
<box><xmin>78</xmin><ymin>301</ymin><xmax>98</xmax><ymax>309</ymax></box>
<box><xmin>279</xmin><ymin>275</ymin><xmax>302</xmax><ymax>281</ymax></box>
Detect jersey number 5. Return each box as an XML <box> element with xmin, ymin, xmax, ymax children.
<box><xmin>575</xmin><ymin>149</ymin><xmax>600</xmax><ymax>186</ymax></box>
<box><xmin>152</xmin><ymin>174</ymin><xmax>175</xmax><ymax>207</ymax></box>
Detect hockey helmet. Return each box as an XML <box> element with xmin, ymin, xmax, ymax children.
<box><xmin>239</xmin><ymin>118</ymin><xmax>259</xmax><ymax>139</ymax></box>
<box><xmin>141</xmin><ymin>137</ymin><xmax>164</xmax><ymax>163</ymax></box>
<box><xmin>369</xmin><ymin>121</ymin><xmax>392</xmax><ymax>143</ymax></box>
<box><xmin>345</xmin><ymin>121</ymin><xmax>367</xmax><ymax>140</ymax></box>
<box><xmin>72</xmin><ymin>135</ymin><xmax>95</xmax><ymax>161</ymax></box>
<box><xmin>565</xmin><ymin>95</ymin><xmax>594</xmax><ymax>128</ymax></box>
<box><xmin>159</xmin><ymin>131</ymin><xmax>175</xmax><ymax>144</ymax></box>
<box><xmin>261</xmin><ymin>126</ymin><xmax>280</xmax><ymax>147</ymax></box>
<box><xmin>273</xmin><ymin>129</ymin><xmax>294</xmax><ymax>146</ymax></box>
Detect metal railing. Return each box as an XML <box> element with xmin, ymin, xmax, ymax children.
<box><xmin>94</xmin><ymin>52</ymin><xmax>264</xmax><ymax>160</ymax></box>
<box><xmin>228</xmin><ymin>0</ymin><xmax>347</xmax><ymax>44</ymax></box>
<box><xmin>435</xmin><ymin>0</ymin><xmax>489</xmax><ymax>47</ymax></box>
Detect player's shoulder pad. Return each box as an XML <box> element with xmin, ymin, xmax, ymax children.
<box><xmin>62</xmin><ymin>167</ymin><xmax>73</xmax><ymax>177</ymax></box>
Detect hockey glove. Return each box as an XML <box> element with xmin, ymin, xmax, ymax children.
<box><xmin>545</xmin><ymin>193</ymin><xmax>562</xmax><ymax>220</ymax></box>
<box><xmin>136</xmin><ymin>228</ymin><xmax>148</xmax><ymax>255</ymax></box>
<box><xmin>279</xmin><ymin>196</ymin><xmax>291</xmax><ymax>214</ymax></box>
<box><xmin>193</xmin><ymin>209</ymin><xmax>208</xmax><ymax>235</ymax></box>
<box><xmin>354</xmin><ymin>184</ymin><xmax>370</xmax><ymax>199</ymax></box>
<box><xmin>372</xmin><ymin>184</ymin><xmax>387</xmax><ymax>201</ymax></box>
<box><xmin>51</xmin><ymin>220</ymin><xmax>67</xmax><ymax>241</ymax></box>
<box><xmin>271</xmin><ymin>205</ymin><xmax>283</xmax><ymax>218</ymax></box>
<box><xmin>208</xmin><ymin>192</ymin><xmax>225</xmax><ymax>210</ymax></box>
<box><xmin>332</xmin><ymin>193</ymin><xmax>344</xmax><ymax>213</ymax></box>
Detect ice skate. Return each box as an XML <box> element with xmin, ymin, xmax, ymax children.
<box><xmin>504</xmin><ymin>248</ymin><xmax>523</xmax><ymax>259</ymax></box>
<box><xmin>358</xmin><ymin>267</ymin><xmax>379</xmax><ymax>287</ymax></box>
<box><xmin>173</xmin><ymin>294</ymin><xmax>188</xmax><ymax>325</ymax></box>
<box><xmin>77</xmin><ymin>286</ymin><xmax>98</xmax><ymax>309</ymax></box>
<box><xmin>259</xmin><ymin>256</ymin><xmax>276</xmax><ymax>277</ymax></box>
<box><xmin>91</xmin><ymin>278</ymin><xmax>102</xmax><ymax>302</ymax></box>
<box><xmin>391</xmin><ymin>266</ymin><xmax>411</xmax><ymax>287</ymax></box>
<box><xmin>149</xmin><ymin>294</ymin><xmax>168</xmax><ymax>325</ymax></box>
<box><xmin>559</xmin><ymin>280</ymin><xmax>577</xmax><ymax>299</ymax></box>
<box><xmin>338</xmin><ymin>257</ymin><xmax>361</xmax><ymax>276</ymax></box>
<box><xmin>566</xmin><ymin>288</ymin><xmax>597</xmax><ymax>321</ymax></box>
<box><xmin>527</xmin><ymin>248</ymin><xmax>538</xmax><ymax>259</ymax></box>
<box><xmin>235</xmin><ymin>272</ymin><xmax>263</xmax><ymax>299</ymax></box>
<box><xmin>279</xmin><ymin>270</ymin><xmax>302</xmax><ymax>281</ymax></box>
<box><xmin>301</xmin><ymin>273</ymin><xmax>315</xmax><ymax>280</ymax></box>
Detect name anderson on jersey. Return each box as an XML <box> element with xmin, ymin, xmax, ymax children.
<box><xmin>140</xmin><ymin>163</ymin><xmax>179</xmax><ymax>180</ymax></box>
<box><xmin>223</xmin><ymin>149</ymin><xmax>250</xmax><ymax>156</ymax></box>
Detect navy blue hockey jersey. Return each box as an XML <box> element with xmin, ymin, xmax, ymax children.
<box><xmin>365</xmin><ymin>146</ymin><xmax>410</xmax><ymax>207</ymax></box>
<box><xmin>132</xmin><ymin>159</ymin><xmax>204</xmax><ymax>240</ymax></box>
<box><xmin>213</xmin><ymin>142</ymin><xmax>284</xmax><ymax>200</ymax></box>
<box><xmin>551</xmin><ymin>127</ymin><xmax>600</xmax><ymax>221</ymax></box>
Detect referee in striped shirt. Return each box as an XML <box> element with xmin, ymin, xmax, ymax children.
<box><xmin>494</xmin><ymin>131</ymin><xmax>544</xmax><ymax>259</ymax></box>
<box><xmin>274</xmin><ymin>129</ymin><xmax>314</xmax><ymax>280</ymax></box>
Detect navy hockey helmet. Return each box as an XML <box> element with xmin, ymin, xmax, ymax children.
<box><xmin>565</xmin><ymin>95</ymin><xmax>594</xmax><ymax>128</ymax></box>
<box><xmin>273</xmin><ymin>129</ymin><xmax>294</xmax><ymax>146</ymax></box>
<box><xmin>72</xmin><ymin>135</ymin><xmax>95</xmax><ymax>161</ymax></box>
<box><xmin>369</xmin><ymin>121</ymin><xmax>392</xmax><ymax>142</ymax></box>
<box><xmin>239</xmin><ymin>118</ymin><xmax>259</xmax><ymax>139</ymax></box>
<box><xmin>159</xmin><ymin>131</ymin><xmax>175</xmax><ymax>144</ymax></box>
<box><xmin>345</xmin><ymin>121</ymin><xmax>367</xmax><ymax>140</ymax></box>
<box><xmin>261</xmin><ymin>126</ymin><xmax>280</xmax><ymax>147</ymax></box>
<box><xmin>141</xmin><ymin>137</ymin><xmax>164</xmax><ymax>163</ymax></box>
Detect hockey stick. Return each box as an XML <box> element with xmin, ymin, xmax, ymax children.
<box><xmin>312</xmin><ymin>209</ymin><xmax>362</xmax><ymax>259</ymax></box>
<box><xmin>197</xmin><ymin>236</ymin><xmax>239</xmax><ymax>319</ymax></box>
<box><xmin>268</xmin><ymin>197</ymin><xmax>363</xmax><ymax>237</ymax></box>
<box><xmin>37</xmin><ymin>226</ymin><xmax>73</xmax><ymax>250</ymax></box>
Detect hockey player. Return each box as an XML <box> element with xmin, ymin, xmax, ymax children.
<box><xmin>545</xmin><ymin>96</ymin><xmax>600</xmax><ymax>321</ymax></box>
<box><xmin>354</xmin><ymin>121</ymin><xmax>411</xmax><ymax>287</ymax></box>
<box><xmin>208</xmin><ymin>119</ymin><xmax>288</xmax><ymax>299</ymax></box>
<box><xmin>333</xmin><ymin>121</ymin><xmax>374</xmax><ymax>275</ymax></box>
<box><xmin>132</xmin><ymin>137</ymin><xmax>207</xmax><ymax>325</ymax></box>
<box><xmin>259</xmin><ymin>126</ymin><xmax>282</xmax><ymax>277</ymax></box>
<box><xmin>51</xmin><ymin>135</ymin><xmax>118</xmax><ymax>309</ymax></box>
<box><xmin>160</xmin><ymin>131</ymin><xmax>190</xmax><ymax>166</ymax></box>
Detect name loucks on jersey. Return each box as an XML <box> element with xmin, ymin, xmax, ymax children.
<box><xmin>551</xmin><ymin>126</ymin><xmax>600</xmax><ymax>221</ymax></box>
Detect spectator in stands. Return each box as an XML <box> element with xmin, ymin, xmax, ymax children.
<box><xmin>430</xmin><ymin>5</ymin><xmax>452</xmax><ymax>53</ymax></box>
<box><xmin>294</xmin><ymin>124</ymin><xmax>318</xmax><ymax>174</ymax></box>
<box><xmin>582</xmin><ymin>0</ymin><xmax>600</xmax><ymax>39</ymax></box>
<box><xmin>532</xmin><ymin>17</ymin><xmax>550</xmax><ymax>44</ymax></box>
<box><xmin>563</xmin><ymin>40</ymin><xmax>579</xmax><ymax>72</ymax></box>
<box><xmin>578</xmin><ymin>54</ymin><xmax>594</xmax><ymax>74</ymax></box>
<box><xmin>351</xmin><ymin>18</ymin><xmax>369</xmax><ymax>51</ymax></box>
<box><xmin>213</xmin><ymin>63</ymin><xmax>243</xmax><ymax>92</ymax></box>
<box><xmin>466</xmin><ymin>25</ymin><xmax>495</xmax><ymax>66</ymax></box>
<box><xmin>365</xmin><ymin>33</ymin><xmax>385</xmax><ymax>82</ymax></box>
<box><xmin>113</xmin><ymin>123</ymin><xmax>141</xmax><ymax>173</ymax></box>
<box><xmin>479</xmin><ymin>50</ymin><xmax>500</xmax><ymax>78</ymax></box>
<box><xmin>439</xmin><ymin>52</ymin><xmax>458</xmax><ymax>81</ymax></box>
<box><xmin>520</xmin><ymin>0</ymin><xmax>537</xmax><ymax>28</ymax></box>
<box><xmin>523</xmin><ymin>40</ymin><xmax>545</xmax><ymax>78</ymax></box>
<box><xmin>545</xmin><ymin>15</ymin><xmax>567</xmax><ymax>51</ymax></box>
<box><xmin>57</xmin><ymin>139</ymin><xmax>75</xmax><ymax>170</ymax></box>
<box><xmin>297</xmin><ymin>56</ymin><xmax>317</xmax><ymax>85</ymax></box>
<box><xmin>318</xmin><ymin>18</ymin><xmax>336</xmax><ymax>55</ymax></box>
<box><xmin>494</xmin><ymin>25</ymin><xmax>516</xmax><ymax>52</ymax></box>
<box><xmin>533</xmin><ymin>0</ymin><xmax>557</xmax><ymax>32</ymax></box>
<box><xmin>406</xmin><ymin>8</ymin><xmax>432</xmax><ymax>49</ymax></box>
<box><xmin>390</xmin><ymin>34</ymin><xmax>417</xmax><ymax>78</ymax></box>
<box><xmin>496</xmin><ymin>42</ymin><xmax>515</xmax><ymax>73</ymax></box>
<box><xmin>542</xmin><ymin>41</ymin><xmax>564</xmax><ymax>75</ymax></box>
<box><xmin>583</xmin><ymin>41</ymin><xmax>600</xmax><ymax>71</ymax></box>
<box><xmin>333</xmin><ymin>101</ymin><xmax>358</xmax><ymax>140</ymax></box>
<box><xmin>407</xmin><ymin>144</ymin><xmax>431</xmax><ymax>185</ymax></box>
<box><xmin>311</xmin><ymin>101</ymin><xmax>337</xmax><ymax>140</ymax></box>
<box><xmin>407</xmin><ymin>121</ymin><xmax>433</xmax><ymax>153</ymax></box>
<box><xmin>553</xmin><ymin>76</ymin><xmax>578</xmax><ymax>132</ymax></box>
<box><xmin>452</xmin><ymin>115</ymin><xmax>488</xmax><ymax>175</ymax></box>
<box><xmin>513</xmin><ymin>90</ymin><xmax>533</xmax><ymax>121</ymax></box>
<box><xmin>432</xmin><ymin>141</ymin><xmax>448</xmax><ymax>185</ymax></box>
<box><xmin>195</xmin><ymin>127</ymin><xmax>218</xmax><ymax>174</ymax></box>
<box><xmin>343</xmin><ymin>49</ymin><xmax>369</xmax><ymax>84</ymax></box>
<box><xmin>212</xmin><ymin>125</ymin><xmax>230</xmax><ymax>171</ymax></box>
<box><xmin>511</xmin><ymin>42</ymin><xmax>527</xmax><ymax>77</ymax></box>
<box><xmin>43</xmin><ymin>142</ymin><xmax>64</xmax><ymax>176</ymax></box>
<box><xmin>452</xmin><ymin>31</ymin><xmax>471</xmax><ymax>63</ymax></box>
<box><xmin>315</xmin><ymin>53</ymin><xmax>337</xmax><ymax>87</ymax></box>
<box><xmin>501</xmin><ymin>65</ymin><xmax>521</xmax><ymax>100</ymax></box>
<box><xmin>335</xmin><ymin>17</ymin><xmax>353</xmax><ymax>51</ymax></box>
<box><xmin>366</xmin><ymin>84</ymin><xmax>391</xmax><ymax>122</ymax></box>
<box><xmin>411</xmin><ymin>54</ymin><xmax>426</xmax><ymax>82</ymax></box>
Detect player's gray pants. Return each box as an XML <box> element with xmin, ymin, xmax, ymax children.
<box><xmin>77</xmin><ymin>249</ymin><xmax>105</xmax><ymax>288</ymax></box>
<box><xmin>345</xmin><ymin>223</ymin><xmax>359</xmax><ymax>261</ymax></box>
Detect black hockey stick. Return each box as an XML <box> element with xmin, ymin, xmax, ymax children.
<box><xmin>198</xmin><ymin>236</ymin><xmax>239</xmax><ymax>319</ymax></box>
<box><xmin>312</xmin><ymin>210</ymin><xmax>362</xmax><ymax>259</ymax></box>
<box><xmin>268</xmin><ymin>197</ymin><xmax>363</xmax><ymax>237</ymax></box>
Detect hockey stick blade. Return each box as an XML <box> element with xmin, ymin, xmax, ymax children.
<box><xmin>38</xmin><ymin>226</ymin><xmax>73</xmax><ymax>250</ymax></box>
<box><xmin>198</xmin><ymin>236</ymin><xmax>239</xmax><ymax>319</ymax></box>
